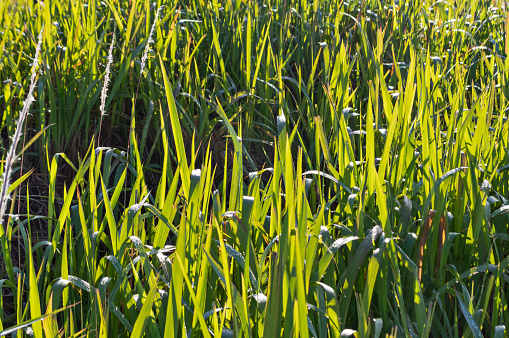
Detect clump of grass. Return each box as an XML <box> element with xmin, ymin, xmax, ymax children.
<box><xmin>0</xmin><ymin>0</ymin><xmax>509</xmax><ymax>337</ymax></box>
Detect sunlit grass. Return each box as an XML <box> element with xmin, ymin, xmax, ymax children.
<box><xmin>0</xmin><ymin>0</ymin><xmax>509</xmax><ymax>336</ymax></box>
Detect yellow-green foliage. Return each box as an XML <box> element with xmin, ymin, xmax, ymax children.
<box><xmin>0</xmin><ymin>0</ymin><xmax>508</xmax><ymax>337</ymax></box>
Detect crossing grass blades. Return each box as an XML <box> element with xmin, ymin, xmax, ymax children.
<box><xmin>1</xmin><ymin>0</ymin><xmax>509</xmax><ymax>336</ymax></box>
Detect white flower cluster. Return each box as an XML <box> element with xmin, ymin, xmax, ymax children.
<box><xmin>140</xmin><ymin>5</ymin><xmax>164</xmax><ymax>78</ymax></box>
<box><xmin>0</xmin><ymin>27</ymin><xmax>44</xmax><ymax>227</ymax></box>
<box><xmin>100</xmin><ymin>26</ymin><xmax>116</xmax><ymax>117</ymax></box>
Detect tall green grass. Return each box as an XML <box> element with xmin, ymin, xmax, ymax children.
<box><xmin>1</xmin><ymin>0</ymin><xmax>509</xmax><ymax>336</ymax></box>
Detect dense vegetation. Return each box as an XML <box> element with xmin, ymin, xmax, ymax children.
<box><xmin>1</xmin><ymin>0</ymin><xmax>509</xmax><ymax>336</ymax></box>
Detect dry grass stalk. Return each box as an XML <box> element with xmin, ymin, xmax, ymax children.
<box><xmin>417</xmin><ymin>210</ymin><xmax>435</xmax><ymax>283</ymax></box>
<box><xmin>0</xmin><ymin>27</ymin><xmax>44</xmax><ymax>229</ymax></box>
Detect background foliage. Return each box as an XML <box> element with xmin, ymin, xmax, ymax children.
<box><xmin>1</xmin><ymin>0</ymin><xmax>509</xmax><ymax>336</ymax></box>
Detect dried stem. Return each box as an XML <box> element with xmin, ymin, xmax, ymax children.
<box><xmin>0</xmin><ymin>27</ymin><xmax>44</xmax><ymax>229</ymax></box>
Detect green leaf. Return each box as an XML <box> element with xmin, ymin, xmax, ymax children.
<box><xmin>131</xmin><ymin>279</ymin><xmax>160</xmax><ymax>338</ymax></box>
<box><xmin>456</xmin><ymin>290</ymin><xmax>483</xmax><ymax>338</ymax></box>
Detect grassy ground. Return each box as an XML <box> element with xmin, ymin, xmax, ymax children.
<box><xmin>1</xmin><ymin>0</ymin><xmax>509</xmax><ymax>336</ymax></box>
